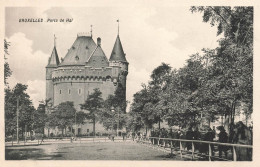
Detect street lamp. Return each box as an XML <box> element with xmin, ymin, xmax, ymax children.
<box><xmin>74</xmin><ymin>111</ymin><xmax>77</xmax><ymax>137</ymax></box>
<box><xmin>16</xmin><ymin>96</ymin><xmax>20</xmax><ymax>143</ymax></box>
<box><xmin>111</xmin><ymin>106</ymin><xmax>119</xmax><ymax>136</ymax></box>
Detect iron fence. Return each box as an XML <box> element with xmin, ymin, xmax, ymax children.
<box><xmin>137</xmin><ymin>137</ymin><xmax>252</xmax><ymax>161</ymax></box>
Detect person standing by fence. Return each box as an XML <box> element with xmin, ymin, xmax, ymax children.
<box><xmin>186</xmin><ymin>127</ymin><xmax>193</xmax><ymax>151</ymax></box>
<box><xmin>218</xmin><ymin>126</ymin><xmax>228</xmax><ymax>159</ymax></box>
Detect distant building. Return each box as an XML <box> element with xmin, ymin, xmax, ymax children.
<box><xmin>45</xmin><ymin>30</ymin><xmax>128</xmax><ymax>136</ymax></box>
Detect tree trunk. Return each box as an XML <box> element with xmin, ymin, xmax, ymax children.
<box><xmin>224</xmin><ymin>114</ymin><xmax>230</xmax><ymax>134</ymax></box>
<box><xmin>93</xmin><ymin>117</ymin><xmax>96</xmax><ymax>137</ymax></box>
<box><xmin>22</xmin><ymin>126</ymin><xmax>24</xmax><ymax>139</ymax></box>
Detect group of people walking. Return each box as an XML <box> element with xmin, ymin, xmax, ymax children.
<box><xmin>147</xmin><ymin>121</ymin><xmax>252</xmax><ymax>160</ymax></box>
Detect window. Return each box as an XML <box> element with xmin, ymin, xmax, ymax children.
<box><xmin>78</xmin><ymin>89</ymin><xmax>81</xmax><ymax>94</ymax></box>
<box><xmin>68</xmin><ymin>89</ymin><xmax>71</xmax><ymax>94</ymax></box>
<box><xmin>59</xmin><ymin>90</ymin><xmax>62</xmax><ymax>94</ymax></box>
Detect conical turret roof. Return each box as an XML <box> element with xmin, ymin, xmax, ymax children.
<box><xmin>109</xmin><ymin>35</ymin><xmax>127</xmax><ymax>62</ymax></box>
<box><xmin>46</xmin><ymin>46</ymin><xmax>60</xmax><ymax>67</ymax></box>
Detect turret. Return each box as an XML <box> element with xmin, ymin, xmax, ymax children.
<box><xmin>46</xmin><ymin>35</ymin><xmax>60</xmax><ymax>106</ymax></box>
<box><xmin>109</xmin><ymin>35</ymin><xmax>128</xmax><ymax>88</ymax></box>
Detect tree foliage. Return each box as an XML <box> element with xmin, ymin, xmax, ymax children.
<box><xmin>5</xmin><ymin>83</ymin><xmax>35</xmax><ymax>137</ymax></box>
<box><xmin>48</xmin><ymin>101</ymin><xmax>76</xmax><ymax>135</ymax></box>
<box><xmin>98</xmin><ymin>83</ymin><xmax>128</xmax><ymax>131</ymax></box>
<box><xmin>80</xmin><ymin>88</ymin><xmax>104</xmax><ymax>135</ymax></box>
<box><xmin>128</xmin><ymin>7</ymin><xmax>253</xmax><ymax>133</ymax></box>
<box><xmin>4</xmin><ymin>39</ymin><xmax>12</xmax><ymax>86</ymax></box>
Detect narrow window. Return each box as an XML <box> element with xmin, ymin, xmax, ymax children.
<box><xmin>68</xmin><ymin>89</ymin><xmax>71</xmax><ymax>94</ymax></box>
<box><xmin>78</xmin><ymin>89</ymin><xmax>81</xmax><ymax>94</ymax></box>
<box><xmin>60</xmin><ymin>90</ymin><xmax>62</xmax><ymax>94</ymax></box>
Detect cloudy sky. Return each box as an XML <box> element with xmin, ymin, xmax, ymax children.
<box><xmin>5</xmin><ymin>6</ymin><xmax>221</xmax><ymax>109</ymax></box>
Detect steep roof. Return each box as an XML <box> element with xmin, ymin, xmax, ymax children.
<box><xmin>109</xmin><ymin>35</ymin><xmax>127</xmax><ymax>62</ymax></box>
<box><xmin>46</xmin><ymin>46</ymin><xmax>60</xmax><ymax>67</ymax></box>
<box><xmin>60</xmin><ymin>36</ymin><xmax>97</xmax><ymax>66</ymax></box>
<box><xmin>86</xmin><ymin>45</ymin><xmax>109</xmax><ymax>68</ymax></box>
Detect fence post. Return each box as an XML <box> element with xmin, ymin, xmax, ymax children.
<box><xmin>152</xmin><ymin>138</ymin><xmax>154</xmax><ymax>145</ymax></box>
<box><xmin>158</xmin><ymin>138</ymin><xmax>160</xmax><ymax>147</ymax></box>
<box><xmin>170</xmin><ymin>140</ymin><xmax>173</xmax><ymax>155</ymax></box>
<box><xmin>233</xmin><ymin>146</ymin><xmax>237</xmax><ymax>161</ymax></box>
<box><xmin>180</xmin><ymin>141</ymin><xmax>183</xmax><ymax>159</ymax></box>
<box><xmin>12</xmin><ymin>135</ymin><xmax>14</xmax><ymax>146</ymax></box>
<box><xmin>192</xmin><ymin>142</ymin><xmax>195</xmax><ymax>160</ymax></box>
<box><xmin>208</xmin><ymin>144</ymin><xmax>212</xmax><ymax>161</ymax></box>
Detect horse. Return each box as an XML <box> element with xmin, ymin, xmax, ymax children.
<box><xmin>232</xmin><ymin>121</ymin><xmax>252</xmax><ymax>161</ymax></box>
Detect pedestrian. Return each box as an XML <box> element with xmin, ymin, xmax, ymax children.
<box><xmin>203</xmin><ymin>127</ymin><xmax>215</xmax><ymax>156</ymax></box>
<box><xmin>122</xmin><ymin>132</ymin><xmax>126</xmax><ymax>141</ymax></box>
<box><xmin>132</xmin><ymin>132</ymin><xmax>135</xmax><ymax>141</ymax></box>
<box><xmin>40</xmin><ymin>134</ymin><xmax>44</xmax><ymax>144</ymax></box>
<box><xmin>186</xmin><ymin>127</ymin><xmax>193</xmax><ymax>151</ymax></box>
<box><xmin>192</xmin><ymin>127</ymin><xmax>201</xmax><ymax>151</ymax></box>
<box><xmin>218</xmin><ymin>126</ymin><xmax>228</xmax><ymax>159</ymax></box>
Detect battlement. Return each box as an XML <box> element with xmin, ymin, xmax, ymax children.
<box><xmin>77</xmin><ymin>32</ymin><xmax>92</xmax><ymax>37</ymax></box>
<box><xmin>51</xmin><ymin>66</ymin><xmax>119</xmax><ymax>82</ymax></box>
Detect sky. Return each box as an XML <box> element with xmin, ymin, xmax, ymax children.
<box><xmin>5</xmin><ymin>6</ymin><xmax>221</xmax><ymax>109</ymax></box>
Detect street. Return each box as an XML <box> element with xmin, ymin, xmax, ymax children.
<box><xmin>6</xmin><ymin>141</ymin><xmax>180</xmax><ymax>160</ymax></box>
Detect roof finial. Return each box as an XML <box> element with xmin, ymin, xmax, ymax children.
<box><xmin>54</xmin><ymin>34</ymin><xmax>57</xmax><ymax>47</ymax></box>
<box><xmin>117</xmin><ymin>19</ymin><xmax>119</xmax><ymax>36</ymax></box>
<box><xmin>90</xmin><ymin>25</ymin><xmax>93</xmax><ymax>37</ymax></box>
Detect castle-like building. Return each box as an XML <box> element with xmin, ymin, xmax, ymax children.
<box><xmin>45</xmin><ymin>30</ymin><xmax>128</xmax><ymax>135</ymax></box>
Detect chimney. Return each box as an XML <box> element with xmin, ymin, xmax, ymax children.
<box><xmin>97</xmin><ymin>37</ymin><xmax>101</xmax><ymax>46</ymax></box>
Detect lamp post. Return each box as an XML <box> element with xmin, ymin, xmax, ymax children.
<box><xmin>111</xmin><ymin>106</ymin><xmax>115</xmax><ymax>135</ymax></box>
<box><xmin>117</xmin><ymin>109</ymin><xmax>119</xmax><ymax>137</ymax></box>
<box><xmin>74</xmin><ymin>111</ymin><xmax>77</xmax><ymax>137</ymax></box>
<box><xmin>16</xmin><ymin>96</ymin><xmax>20</xmax><ymax>143</ymax></box>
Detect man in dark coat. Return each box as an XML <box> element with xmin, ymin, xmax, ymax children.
<box><xmin>192</xmin><ymin>127</ymin><xmax>201</xmax><ymax>151</ymax></box>
<box><xmin>202</xmin><ymin>127</ymin><xmax>215</xmax><ymax>156</ymax></box>
<box><xmin>186</xmin><ymin>127</ymin><xmax>193</xmax><ymax>151</ymax></box>
<box><xmin>218</xmin><ymin>126</ymin><xmax>228</xmax><ymax>159</ymax></box>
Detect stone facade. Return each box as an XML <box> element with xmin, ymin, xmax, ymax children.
<box><xmin>45</xmin><ymin>33</ymin><xmax>128</xmax><ymax>136</ymax></box>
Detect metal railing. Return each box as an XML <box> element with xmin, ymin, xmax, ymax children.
<box><xmin>137</xmin><ymin>137</ymin><xmax>252</xmax><ymax>161</ymax></box>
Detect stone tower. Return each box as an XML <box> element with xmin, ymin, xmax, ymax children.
<box><xmin>109</xmin><ymin>35</ymin><xmax>128</xmax><ymax>95</ymax></box>
<box><xmin>46</xmin><ymin>39</ymin><xmax>60</xmax><ymax>107</ymax></box>
<box><xmin>45</xmin><ymin>30</ymin><xmax>128</xmax><ymax>135</ymax></box>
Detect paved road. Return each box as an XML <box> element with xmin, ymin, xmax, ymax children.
<box><xmin>6</xmin><ymin>141</ymin><xmax>182</xmax><ymax>160</ymax></box>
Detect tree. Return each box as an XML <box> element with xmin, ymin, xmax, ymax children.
<box><xmin>48</xmin><ymin>101</ymin><xmax>76</xmax><ymax>136</ymax></box>
<box><xmin>99</xmin><ymin>84</ymin><xmax>128</xmax><ymax>132</ymax></box>
<box><xmin>33</xmin><ymin>103</ymin><xmax>48</xmax><ymax>134</ymax></box>
<box><xmin>149</xmin><ymin>63</ymin><xmax>172</xmax><ymax>129</ymax></box>
<box><xmin>4</xmin><ymin>39</ymin><xmax>12</xmax><ymax>86</ymax></box>
<box><xmin>76</xmin><ymin>111</ymin><xmax>88</xmax><ymax>126</ymax></box>
<box><xmin>80</xmin><ymin>88</ymin><xmax>104</xmax><ymax>136</ymax></box>
<box><xmin>128</xmin><ymin>84</ymin><xmax>154</xmax><ymax>133</ymax></box>
<box><xmin>190</xmin><ymin>6</ymin><xmax>253</xmax><ymax>132</ymax></box>
<box><xmin>5</xmin><ymin>83</ymin><xmax>35</xmax><ymax>138</ymax></box>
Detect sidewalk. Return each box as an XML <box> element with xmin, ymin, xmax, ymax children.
<box><xmin>5</xmin><ymin>137</ymin><xmax>132</xmax><ymax>147</ymax></box>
